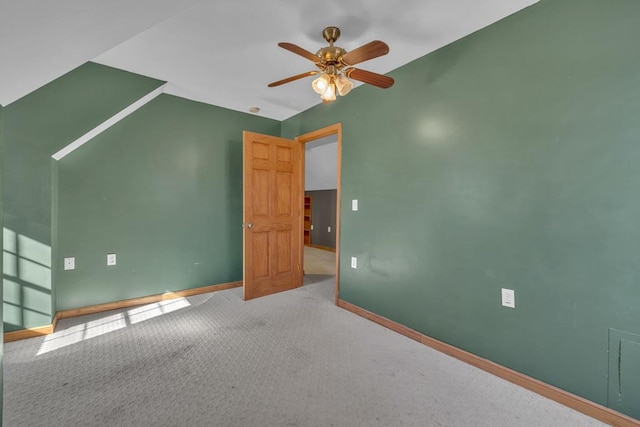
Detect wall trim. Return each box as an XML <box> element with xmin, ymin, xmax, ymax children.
<box><xmin>51</xmin><ymin>83</ymin><xmax>167</xmax><ymax>160</ymax></box>
<box><xmin>3</xmin><ymin>324</ymin><xmax>54</xmax><ymax>343</ymax></box>
<box><xmin>337</xmin><ymin>298</ymin><xmax>640</xmax><ymax>427</ymax></box>
<box><xmin>57</xmin><ymin>281</ymin><xmax>242</xmax><ymax>319</ymax></box>
<box><xmin>4</xmin><ymin>281</ymin><xmax>242</xmax><ymax>343</ymax></box>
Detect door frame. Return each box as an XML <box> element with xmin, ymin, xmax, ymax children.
<box><xmin>296</xmin><ymin>123</ymin><xmax>342</xmax><ymax>304</ymax></box>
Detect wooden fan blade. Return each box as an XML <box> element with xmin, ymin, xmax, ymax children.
<box><xmin>278</xmin><ymin>42</ymin><xmax>319</xmax><ymax>63</ymax></box>
<box><xmin>341</xmin><ymin>40</ymin><xmax>389</xmax><ymax>66</ymax></box>
<box><xmin>344</xmin><ymin>68</ymin><xmax>394</xmax><ymax>89</ymax></box>
<box><xmin>268</xmin><ymin>71</ymin><xmax>318</xmax><ymax>87</ymax></box>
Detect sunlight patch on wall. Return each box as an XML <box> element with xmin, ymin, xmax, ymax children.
<box><xmin>17</xmin><ymin>234</ymin><xmax>51</xmax><ymax>268</ymax></box>
<box><xmin>3</xmin><ymin>249</ymin><xmax>17</xmax><ymax>277</ymax></box>
<box><xmin>18</xmin><ymin>257</ymin><xmax>51</xmax><ymax>290</ymax></box>
<box><xmin>3</xmin><ymin>228</ymin><xmax>52</xmax><ymax>328</ymax></box>
<box><xmin>3</xmin><ymin>227</ymin><xmax>17</xmax><ymax>252</ymax></box>
<box><xmin>3</xmin><ymin>279</ymin><xmax>21</xmax><ymax>305</ymax></box>
<box><xmin>37</xmin><ymin>297</ymin><xmax>191</xmax><ymax>355</ymax></box>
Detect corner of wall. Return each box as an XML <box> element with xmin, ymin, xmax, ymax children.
<box><xmin>0</xmin><ymin>102</ymin><xmax>6</xmax><ymax>419</ymax></box>
<box><xmin>50</xmin><ymin>159</ymin><xmax>59</xmax><ymax>317</ymax></box>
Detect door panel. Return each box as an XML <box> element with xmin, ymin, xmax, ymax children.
<box><xmin>252</xmin><ymin>232</ymin><xmax>270</xmax><ymax>278</ymax></box>
<box><xmin>243</xmin><ymin>131</ymin><xmax>302</xmax><ymax>300</ymax></box>
<box><xmin>253</xmin><ymin>170</ymin><xmax>270</xmax><ymax>215</ymax></box>
<box><xmin>276</xmin><ymin>229</ymin><xmax>293</xmax><ymax>273</ymax></box>
<box><xmin>276</xmin><ymin>172</ymin><xmax>292</xmax><ymax>215</ymax></box>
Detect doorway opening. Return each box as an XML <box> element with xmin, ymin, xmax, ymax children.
<box><xmin>297</xmin><ymin>123</ymin><xmax>342</xmax><ymax>304</ymax></box>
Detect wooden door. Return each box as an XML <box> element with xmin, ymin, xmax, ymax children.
<box><xmin>243</xmin><ymin>131</ymin><xmax>303</xmax><ymax>300</ymax></box>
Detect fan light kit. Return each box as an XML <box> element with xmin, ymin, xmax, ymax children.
<box><xmin>269</xmin><ymin>26</ymin><xmax>394</xmax><ymax>103</ymax></box>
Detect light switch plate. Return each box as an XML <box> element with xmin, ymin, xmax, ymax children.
<box><xmin>107</xmin><ymin>253</ymin><xmax>117</xmax><ymax>266</ymax></box>
<box><xmin>352</xmin><ymin>199</ymin><xmax>358</xmax><ymax>211</ymax></box>
<box><xmin>328</xmin><ymin>226</ymin><xmax>331</xmax><ymax>232</ymax></box>
<box><xmin>64</xmin><ymin>257</ymin><xmax>75</xmax><ymax>270</ymax></box>
<box><xmin>351</xmin><ymin>257</ymin><xmax>357</xmax><ymax>269</ymax></box>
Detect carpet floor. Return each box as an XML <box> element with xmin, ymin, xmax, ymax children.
<box><xmin>304</xmin><ymin>246</ymin><xmax>336</xmax><ymax>275</ymax></box>
<box><xmin>3</xmin><ymin>277</ymin><xmax>604</xmax><ymax>426</ymax></box>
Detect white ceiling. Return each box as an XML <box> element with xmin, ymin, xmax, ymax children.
<box><xmin>0</xmin><ymin>0</ymin><xmax>538</xmax><ymax>120</ymax></box>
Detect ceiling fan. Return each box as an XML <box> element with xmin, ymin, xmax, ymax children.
<box><xmin>268</xmin><ymin>26</ymin><xmax>394</xmax><ymax>103</ymax></box>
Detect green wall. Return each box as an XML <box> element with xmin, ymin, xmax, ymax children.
<box><xmin>2</xmin><ymin>63</ymin><xmax>165</xmax><ymax>331</ymax></box>
<box><xmin>283</xmin><ymin>0</ymin><xmax>640</xmax><ymax>414</ymax></box>
<box><xmin>56</xmin><ymin>94</ymin><xmax>280</xmax><ymax>309</ymax></box>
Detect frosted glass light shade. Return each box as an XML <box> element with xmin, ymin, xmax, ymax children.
<box><xmin>335</xmin><ymin>74</ymin><xmax>353</xmax><ymax>96</ymax></box>
<box><xmin>321</xmin><ymin>83</ymin><xmax>336</xmax><ymax>103</ymax></box>
<box><xmin>312</xmin><ymin>74</ymin><xmax>331</xmax><ymax>94</ymax></box>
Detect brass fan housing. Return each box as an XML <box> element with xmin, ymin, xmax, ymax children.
<box><xmin>316</xmin><ymin>46</ymin><xmax>346</xmax><ymax>66</ymax></box>
<box><xmin>316</xmin><ymin>26</ymin><xmax>347</xmax><ymax>72</ymax></box>
<box><xmin>322</xmin><ymin>26</ymin><xmax>341</xmax><ymax>44</ymax></box>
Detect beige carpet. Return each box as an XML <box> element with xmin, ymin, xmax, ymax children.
<box><xmin>304</xmin><ymin>246</ymin><xmax>336</xmax><ymax>275</ymax></box>
<box><xmin>3</xmin><ymin>278</ymin><xmax>604</xmax><ymax>426</ymax></box>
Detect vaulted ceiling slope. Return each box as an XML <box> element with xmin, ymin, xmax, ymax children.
<box><xmin>0</xmin><ymin>0</ymin><xmax>538</xmax><ymax>119</ymax></box>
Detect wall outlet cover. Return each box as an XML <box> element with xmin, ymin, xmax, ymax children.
<box><xmin>501</xmin><ymin>288</ymin><xmax>515</xmax><ymax>308</ymax></box>
<box><xmin>107</xmin><ymin>253</ymin><xmax>117</xmax><ymax>266</ymax></box>
<box><xmin>351</xmin><ymin>256</ymin><xmax>357</xmax><ymax>269</ymax></box>
<box><xmin>64</xmin><ymin>257</ymin><xmax>75</xmax><ymax>271</ymax></box>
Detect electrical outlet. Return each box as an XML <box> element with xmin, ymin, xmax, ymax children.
<box><xmin>64</xmin><ymin>257</ymin><xmax>75</xmax><ymax>270</ymax></box>
<box><xmin>310</xmin><ymin>224</ymin><xmax>313</xmax><ymax>230</ymax></box>
<box><xmin>352</xmin><ymin>199</ymin><xmax>358</xmax><ymax>211</ymax></box>
<box><xmin>501</xmin><ymin>288</ymin><xmax>515</xmax><ymax>308</ymax></box>
<box><xmin>328</xmin><ymin>226</ymin><xmax>331</xmax><ymax>233</ymax></box>
<box><xmin>107</xmin><ymin>253</ymin><xmax>117</xmax><ymax>266</ymax></box>
<box><xmin>351</xmin><ymin>257</ymin><xmax>357</xmax><ymax>269</ymax></box>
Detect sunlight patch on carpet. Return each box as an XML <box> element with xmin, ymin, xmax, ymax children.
<box><xmin>37</xmin><ymin>298</ymin><xmax>191</xmax><ymax>355</ymax></box>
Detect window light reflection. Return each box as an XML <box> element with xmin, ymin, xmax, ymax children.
<box><xmin>36</xmin><ymin>297</ymin><xmax>192</xmax><ymax>355</ymax></box>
